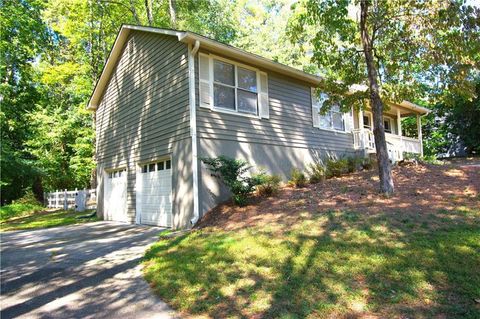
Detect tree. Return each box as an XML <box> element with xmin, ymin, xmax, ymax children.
<box><xmin>290</xmin><ymin>0</ymin><xmax>480</xmax><ymax>194</ymax></box>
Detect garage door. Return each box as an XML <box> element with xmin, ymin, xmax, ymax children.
<box><xmin>104</xmin><ymin>168</ymin><xmax>128</xmax><ymax>222</ymax></box>
<box><xmin>136</xmin><ymin>159</ymin><xmax>172</xmax><ymax>227</ymax></box>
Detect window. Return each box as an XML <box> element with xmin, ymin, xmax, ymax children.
<box><xmin>199</xmin><ymin>53</ymin><xmax>269</xmax><ymax>119</ymax></box>
<box><xmin>213</xmin><ymin>59</ymin><xmax>258</xmax><ymax>115</ymax></box>
<box><xmin>141</xmin><ymin>160</ymin><xmax>171</xmax><ymax>174</ymax></box>
<box><xmin>312</xmin><ymin>92</ymin><xmax>346</xmax><ymax>131</ymax></box>
<box><xmin>363</xmin><ymin>114</ymin><xmax>372</xmax><ymax>130</ymax></box>
<box><xmin>108</xmin><ymin>168</ymin><xmax>126</xmax><ymax>179</ymax></box>
<box><xmin>384</xmin><ymin>117</ymin><xmax>392</xmax><ymax>133</ymax></box>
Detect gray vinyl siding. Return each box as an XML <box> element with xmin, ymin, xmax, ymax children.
<box><xmin>95</xmin><ymin>31</ymin><xmax>192</xmax><ymax>226</ymax></box>
<box><xmin>195</xmin><ymin>54</ymin><xmax>355</xmax><ymax>153</ymax></box>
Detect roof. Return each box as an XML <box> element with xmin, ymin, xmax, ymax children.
<box><xmin>87</xmin><ymin>25</ymin><xmax>322</xmax><ymax>110</ymax></box>
<box><xmin>87</xmin><ymin>24</ymin><xmax>429</xmax><ymax>116</ymax></box>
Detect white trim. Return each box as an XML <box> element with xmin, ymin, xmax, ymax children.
<box><xmin>188</xmin><ymin>42</ymin><xmax>200</xmax><ymax>227</ymax></box>
<box><xmin>315</xmin><ymin>127</ymin><xmax>352</xmax><ymax>135</ymax></box>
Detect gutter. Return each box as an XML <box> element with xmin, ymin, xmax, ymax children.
<box><xmin>188</xmin><ymin>40</ymin><xmax>201</xmax><ymax>227</ymax></box>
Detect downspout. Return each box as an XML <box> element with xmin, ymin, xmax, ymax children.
<box><xmin>189</xmin><ymin>40</ymin><xmax>200</xmax><ymax>227</ymax></box>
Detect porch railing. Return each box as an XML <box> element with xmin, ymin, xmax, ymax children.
<box><xmin>353</xmin><ymin>129</ymin><xmax>422</xmax><ymax>160</ymax></box>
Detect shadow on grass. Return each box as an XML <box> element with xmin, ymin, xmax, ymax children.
<box><xmin>143</xmin><ymin>208</ymin><xmax>480</xmax><ymax>318</ymax></box>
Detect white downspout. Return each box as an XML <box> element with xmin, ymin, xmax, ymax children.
<box><xmin>189</xmin><ymin>40</ymin><xmax>200</xmax><ymax>227</ymax></box>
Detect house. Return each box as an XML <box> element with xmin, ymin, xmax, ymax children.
<box><xmin>87</xmin><ymin>25</ymin><xmax>429</xmax><ymax>229</ymax></box>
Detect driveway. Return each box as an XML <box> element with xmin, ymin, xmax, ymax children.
<box><xmin>0</xmin><ymin>222</ymin><xmax>178</xmax><ymax>319</ymax></box>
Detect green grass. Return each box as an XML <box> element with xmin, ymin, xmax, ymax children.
<box><xmin>143</xmin><ymin>208</ymin><xmax>480</xmax><ymax>318</ymax></box>
<box><xmin>0</xmin><ymin>202</ymin><xmax>45</xmax><ymax>222</ymax></box>
<box><xmin>0</xmin><ymin>204</ymin><xmax>98</xmax><ymax>231</ymax></box>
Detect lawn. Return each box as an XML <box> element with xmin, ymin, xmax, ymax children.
<box><xmin>0</xmin><ymin>203</ymin><xmax>98</xmax><ymax>231</ymax></box>
<box><xmin>143</xmin><ymin>162</ymin><xmax>480</xmax><ymax>318</ymax></box>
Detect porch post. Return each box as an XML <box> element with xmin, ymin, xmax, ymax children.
<box><xmin>396</xmin><ymin>109</ymin><xmax>402</xmax><ymax>136</ymax></box>
<box><xmin>358</xmin><ymin>109</ymin><xmax>365</xmax><ymax>149</ymax></box>
<box><xmin>417</xmin><ymin>114</ymin><xmax>423</xmax><ymax>157</ymax></box>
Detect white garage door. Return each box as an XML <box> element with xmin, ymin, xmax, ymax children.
<box><xmin>104</xmin><ymin>168</ymin><xmax>128</xmax><ymax>222</ymax></box>
<box><xmin>136</xmin><ymin>159</ymin><xmax>172</xmax><ymax>227</ymax></box>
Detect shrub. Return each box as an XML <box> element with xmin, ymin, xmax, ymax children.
<box><xmin>362</xmin><ymin>157</ymin><xmax>375</xmax><ymax>170</ymax></box>
<box><xmin>201</xmin><ymin>156</ymin><xmax>262</xmax><ymax>206</ymax></box>
<box><xmin>325</xmin><ymin>158</ymin><xmax>349</xmax><ymax>178</ymax></box>
<box><xmin>255</xmin><ymin>173</ymin><xmax>282</xmax><ymax>196</ymax></box>
<box><xmin>288</xmin><ymin>168</ymin><xmax>307</xmax><ymax>187</ymax></box>
<box><xmin>347</xmin><ymin>156</ymin><xmax>363</xmax><ymax>173</ymax></box>
<box><xmin>13</xmin><ymin>189</ymin><xmax>42</xmax><ymax>206</ymax></box>
<box><xmin>306</xmin><ymin>163</ymin><xmax>326</xmax><ymax>184</ymax></box>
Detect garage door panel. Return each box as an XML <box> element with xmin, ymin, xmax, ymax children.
<box><xmin>104</xmin><ymin>169</ymin><xmax>128</xmax><ymax>222</ymax></box>
<box><xmin>136</xmin><ymin>159</ymin><xmax>172</xmax><ymax>227</ymax></box>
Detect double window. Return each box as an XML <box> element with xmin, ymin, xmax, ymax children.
<box><xmin>213</xmin><ymin>60</ymin><xmax>258</xmax><ymax>115</ymax></box>
<box><xmin>312</xmin><ymin>91</ymin><xmax>348</xmax><ymax>132</ymax></box>
<box><xmin>199</xmin><ymin>54</ymin><xmax>269</xmax><ymax>119</ymax></box>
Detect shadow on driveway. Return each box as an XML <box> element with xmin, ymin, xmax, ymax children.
<box><xmin>1</xmin><ymin>222</ymin><xmax>178</xmax><ymax>319</ymax></box>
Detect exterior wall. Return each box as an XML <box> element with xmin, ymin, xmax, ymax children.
<box><xmin>194</xmin><ymin>51</ymin><xmax>357</xmax><ymax>216</ymax></box>
<box><xmin>95</xmin><ymin>31</ymin><xmax>193</xmax><ymax>228</ymax></box>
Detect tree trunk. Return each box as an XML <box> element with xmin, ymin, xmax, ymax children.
<box><xmin>168</xmin><ymin>0</ymin><xmax>177</xmax><ymax>27</ymax></box>
<box><xmin>360</xmin><ymin>0</ymin><xmax>394</xmax><ymax>194</ymax></box>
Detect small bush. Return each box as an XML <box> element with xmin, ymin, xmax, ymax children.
<box><xmin>255</xmin><ymin>173</ymin><xmax>282</xmax><ymax>196</ymax></box>
<box><xmin>362</xmin><ymin>157</ymin><xmax>375</xmax><ymax>170</ymax></box>
<box><xmin>325</xmin><ymin>158</ymin><xmax>349</xmax><ymax>178</ymax></box>
<box><xmin>201</xmin><ymin>156</ymin><xmax>262</xmax><ymax>206</ymax></box>
<box><xmin>347</xmin><ymin>156</ymin><xmax>363</xmax><ymax>173</ymax></box>
<box><xmin>306</xmin><ymin>163</ymin><xmax>326</xmax><ymax>184</ymax></box>
<box><xmin>288</xmin><ymin>168</ymin><xmax>307</xmax><ymax>188</ymax></box>
<box><xmin>13</xmin><ymin>190</ymin><xmax>42</xmax><ymax>206</ymax></box>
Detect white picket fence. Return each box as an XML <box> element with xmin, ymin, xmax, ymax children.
<box><xmin>45</xmin><ymin>189</ymin><xmax>97</xmax><ymax>212</ymax></box>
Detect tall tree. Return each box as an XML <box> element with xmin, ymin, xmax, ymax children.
<box><xmin>290</xmin><ymin>0</ymin><xmax>480</xmax><ymax>194</ymax></box>
<box><xmin>0</xmin><ymin>0</ymin><xmax>50</xmax><ymax>202</ymax></box>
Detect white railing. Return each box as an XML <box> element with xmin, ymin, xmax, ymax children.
<box><xmin>45</xmin><ymin>189</ymin><xmax>96</xmax><ymax>212</ymax></box>
<box><xmin>353</xmin><ymin>129</ymin><xmax>422</xmax><ymax>161</ymax></box>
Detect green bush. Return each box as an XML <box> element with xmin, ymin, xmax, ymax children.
<box><xmin>306</xmin><ymin>163</ymin><xmax>326</xmax><ymax>184</ymax></box>
<box><xmin>325</xmin><ymin>158</ymin><xmax>349</xmax><ymax>178</ymax></box>
<box><xmin>347</xmin><ymin>156</ymin><xmax>364</xmax><ymax>173</ymax></box>
<box><xmin>201</xmin><ymin>156</ymin><xmax>262</xmax><ymax>206</ymax></box>
<box><xmin>255</xmin><ymin>173</ymin><xmax>282</xmax><ymax>196</ymax></box>
<box><xmin>13</xmin><ymin>189</ymin><xmax>42</xmax><ymax>206</ymax></box>
<box><xmin>362</xmin><ymin>157</ymin><xmax>375</xmax><ymax>170</ymax></box>
<box><xmin>288</xmin><ymin>168</ymin><xmax>307</xmax><ymax>187</ymax></box>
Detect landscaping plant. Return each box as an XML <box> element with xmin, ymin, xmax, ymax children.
<box><xmin>325</xmin><ymin>158</ymin><xmax>349</xmax><ymax>178</ymax></box>
<box><xmin>201</xmin><ymin>156</ymin><xmax>262</xmax><ymax>206</ymax></box>
<box><xmin>306</xmin><ymin>162</ymin><xmax>326</xmax><ymax>184</ymax></box>
<box><xmin>288</xmin><ymin>168</ymin><xmax>307</xmax><ymax>187</ymax></box>
<box><xmin>254</xmin><ymin>173</ymin><xmax>282</xmax><ymax>196</ymax></box>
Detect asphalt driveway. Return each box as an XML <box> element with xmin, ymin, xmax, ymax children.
<box><xmin>1</xmin><ymin>222</ymin><xmax>178</xmax><ymax>319</ymax></box>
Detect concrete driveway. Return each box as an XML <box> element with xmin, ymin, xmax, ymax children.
<box><xmin>1</xmin><ymin>222</ymin><xmax>178</xmax><ymax>319</ymax></box>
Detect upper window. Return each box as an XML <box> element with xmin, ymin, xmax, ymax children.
<box><xmin>199</xmin><ymin>54</ymin><xmax>269</xmax><ymax>119</ymax></box>
<box><xmin>213</xmin><ymin>59</ymin><xmax>258</xmax><ymax>115</ymax></box>
<box><xmin>384</xmin><ymin>117</ymin><xmax>392</xmax><ymax>133</ymax></box>
<box><xmin>363</xmin><ymin>114</ymin><xmax>372</xmax><ymax>130</ymax></box>
<box><xmin>312</xmin><ymin>92</ymin><xmax>346</xmax><ymax>132</ymax></box>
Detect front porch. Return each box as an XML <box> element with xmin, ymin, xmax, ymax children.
<box><xmin>352</xmin><ymin>101</ymin><xmax>428</xmax><ymax>162</ymax></box>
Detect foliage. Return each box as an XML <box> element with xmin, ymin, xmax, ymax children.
<box><xmin>254</xmin><ymin>172</ymin><xmax>282</xmax><ymax>197</ymax></box>
<box><xmin>290</xmin><ymin>0</ymin><xmax>480</xmax><ymax>193</ymax></box>
<box><xmin>143</xmin><ymin>208</ymin><xmax>480</xmax><ymax>318</ymax></box>
<box><xmin>362</xmin><ymin>157</ymin><xmax>375</xmax><ymax>170</ymax></box>
<box><xmin>0</xmin><ymin>209</ymin><xmax>98</xmax><ymax>231</ymax></box>
<box><xmin>201</xmin><ymin>156</ymin><xmax>262</xmax><ymax>206</ymax></box>
<box><xmin>325</xmin><ymin>157</ymin><xmax>349</xmax><ymax>178</ymax></box>
<box><xmin>347</xmin><ymin>156</ymin><xmax>363</xmax><ymax>173</ymax></box>
<box><xmin>288</xmin><ymin>168</ymin><xmax>307</xmax><ymax>188</ymax></box>
<box><xmin>306</xmin><ymin>162</ymin><xmax>326</xmax><ymax>184</ymax></box>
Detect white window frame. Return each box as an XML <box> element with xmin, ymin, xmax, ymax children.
<box><xmin>383</xmin><ymin>116</ymin><xmax>394</xmax><ymax>134</ymax></box>
<box><xmin>205</xmin><ymin>54</ymin><xmax>263</xmax><ymax>119</ymax></box>
<box><xmin>312</xmin><ymin>91</ymin><xmax>348</xmax><ymax>133</ymax></box>
<box><xmin>363</xmin><ymin>111</ymin><xmax>373</xmax><ymax>130</ymax></box>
